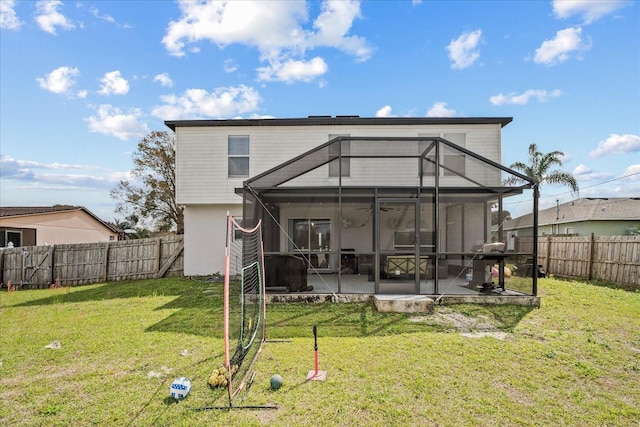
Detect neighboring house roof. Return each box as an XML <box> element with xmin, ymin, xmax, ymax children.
<box><xmin>503</xmin><ymin>198</ymin><xmax>640</xmax><ymax>230</ymax></box>
<box><xmin>0</xmin><ymin>205</ymin><xmax>119</xmax><ymax>233</ymax></box>
<box><xmin>166</xmin><ymin>116</ymin><xmax>513</xmax><ymax>130</ymax></box>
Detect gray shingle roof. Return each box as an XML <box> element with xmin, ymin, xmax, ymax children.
<box><xmin>0</xmin><ymin>205</ymin><xmax>80</xmax><ymax>217</ymax></box>
<box><xmin>504</xmin><ymin>197</ymin><xmax>640</xmax><ymax>229</ymax></box>
<box><xmin>0</xmin><ymin>205</ymin><xmax>119</xmax><ymax>233</ymax></box>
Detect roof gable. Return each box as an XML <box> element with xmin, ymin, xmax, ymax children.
<box><xmin>504</xmin><ymin>198</ymin><xmax>640</xmax><ymax>229</ymax></box>
<box><xmin>0</xmin><ymin>206</ymin><xmax>118</xmax><ymax>233</ymax></box>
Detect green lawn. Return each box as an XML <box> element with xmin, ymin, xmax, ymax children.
<box><xmin>1</xmin><ymin>277</ymin><xmax>638</xmax><ymax>426</ymax></box>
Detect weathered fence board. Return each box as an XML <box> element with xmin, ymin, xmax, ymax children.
<box><xmin>519</xmin><ymin>235</ymin><xmax>639</xmax><ymax>288</ymax></box>
<box><xmin>0</xmin><ymin>235</ymin><xmax>184</xmax><ymax>289</ymax></box>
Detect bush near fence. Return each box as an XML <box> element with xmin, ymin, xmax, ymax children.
<box><xmin>517</xmin><ymin>234</ymin><xmax>639</xmax><ymax>288</ymax></box>
<box><xmin>0</xmin><ymin>235</ymin><xmax>184</xmax><ymax>289</ymax></box>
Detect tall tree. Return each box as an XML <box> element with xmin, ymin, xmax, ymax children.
<box><xmin>111</xmin><ymin>131</ymin><xmax>184</xmax><ymax>234</ymax></box>
<box><xmin>505</xmin><ymin>143</ymin><xmax>579</xmax><ymax>195</ymax></box>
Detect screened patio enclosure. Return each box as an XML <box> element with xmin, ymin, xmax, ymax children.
<box><xmin>240</xmin><ymin>136</ymin><xmax>539</xmax><ymax>296</ymax></box>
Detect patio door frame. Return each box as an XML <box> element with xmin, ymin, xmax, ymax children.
<box><xmin>374</xmin><ymin>197</ymin><xmax>420</xmax><ymax>294</ymax></box>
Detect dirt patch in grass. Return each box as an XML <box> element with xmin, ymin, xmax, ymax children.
<box><xmin>410</xmin><ymin>307</ymin><xmax>512</xmax><ymax>339</ymax></box>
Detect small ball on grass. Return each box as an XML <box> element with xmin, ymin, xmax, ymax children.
<box><xmin>270</xmin><ymin>374</ymin><xmax>283</xmax><ymax>391</ymax></box>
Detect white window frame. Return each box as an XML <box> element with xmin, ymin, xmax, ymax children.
<box><xmin>419</xmin><ymin>133</ymin><xmax>466</xmax><ymax>177</ymax></box>
<box><xmin>228</xmin><ymin>135</ymin><xmax>250</xmax><ymax>178</ymax></box>
<box><xmin>328</xmin><ymin>134</ymin><xmax>350</xmax><ymax>177</ymax></box>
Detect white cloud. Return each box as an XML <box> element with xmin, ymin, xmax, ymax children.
<box><xmin>533</xmin><ymin>27</ymin><xmax>591</xmax><ymax>66</ymax></box>
<box><xmin>446</xmin><ymin>29</ymin><xmax>482</xmax><ymax>69</ymax></box>
<box><xmin>151</xmin><ymin>85</ymin><xmax>261</xmax><ymax>120</ymax></box>
<box><xmin>426</xmin><ymin>102</ymin><xmax>456</xmax><ymax>117</ymax></box>
<box><xmin>0</xmin><ymin>0</ymin><xmax>21</xmax><ymax>29</ymax></box>
<box><xmin>223</xmin><ymin>59</ymin><xmax>238</xmax><ymax>73</ymax></box>
<box><xmin>98</xmin><ymin>71</ymin><xmax>129</xmax><ymax>95</ymax></box>
<box><xmin>306</xmin><ymin>0</ymin><xmax>372</xmax><ymax>61</ymax></box>
<box><xmin>613</xmin><ymin>164</ymin><xmax>640</xmax><ymax>195</ymax></box>
<box><xmin>162</xmin><ymin>0</ymin><xmax>371</xmax><ymax>83</ymax></box>
<box><xmin>257</xmin><ymin>57</ymin><xmax>328</xmax><ymax>83</ymax></box>
<box><xmin>85</xmin><ymin>104</ymin><xmax>149</xmax><ymax>140</ymax></box>
<box><xmin>572</xmin><ymin>164</ymin><xmax>613</xmax><ymax>181</ymax></box>
<box><xmin>36</xmin><ymin>66</ymin><xmax>80</xmax><ymax>95</ymax></box>
<box><xmin>153</xmin><ymin>73</ymin><xmax>174</xmax><ymax>88</ymax></box>
<box><xmin>589</xmin><ymin>134</ymin><xmax>640</xmax><ymax>158</ymax></box>
<box><xmin>0</xmin><ymin>154</ymin><xmax>121</xmax><ymax>191</ymax></box>
<box><xmin>35</xmin><ymin>0</ymin><xmax>75</xmax><ymax>34</ymax></box>
<box><xmin>489</xmin><ymin>89</ymin><xmax>561</xmax><ymax>106</ymax></box>
<box><xmin>622</xmin><ymin>164</ymin><xmax>640</xmax><ymax>180</ymax></box>
<box><xmin>375</xmin><ymin>105</ymin><xmax>394</xmax><ymax>117</ymax></box>
<box><xmin>89</xmin><ymin>5</ymin><xmax>115</xmax><ymax>24</ymax></box>
<box><xmin>552</xmin><ymin>0</ymin><xmax>630</xmax><ymax>24</ymax></box>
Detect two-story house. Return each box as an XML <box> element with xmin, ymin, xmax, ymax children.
<box><xmin>166</xmin><ymin>116</ymin><xmax>538</xmax><ymax>296</ymax></box>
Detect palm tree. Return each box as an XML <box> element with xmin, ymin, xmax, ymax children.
<box><xmin>505</xmin><ymin>143</ymin><xmax>579</xmax><ymax>195</ymax></box>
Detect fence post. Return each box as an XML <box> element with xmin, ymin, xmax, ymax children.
<box><xmin>20</xmin><ymin>249</ymin><xmax>25</xmax><ymax>287</ymax></box>
<box><xmin>587</xmin><ymin>233</ymin><xmax>595</xmax><ymax>280</ymax></box>
<box><xmin>101</xmin><ymin>242</ymin><xmax>110</xmax><ymax>282</ymax></box>
<box><xmin>155</xmin><ymin>238</ymin><xmax>162</xmax><ymax>274</ymax></box>
<box><xmin>47</xmin><ymin>246</ymin><xmax>55</xmax><ymax>285</ymax></box>
<box><xmin>544</xmin><ymin>235</ymin><xmax>552</xmax><ymax>275</ymax></box>
<box><xmin>0</xmin><ymin>249</ymin><xmax>4</xmax><ymax>286</ymax></box>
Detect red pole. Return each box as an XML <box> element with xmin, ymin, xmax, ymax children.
<box><xmin>314</xmin><ymin>348</ymin><xmax>319</xmax><ymax>375</ymax></box>
<box><xmin>307</xmin><ymin>324</ymin><xmax>327</xmax><ymax>381</ymax></box>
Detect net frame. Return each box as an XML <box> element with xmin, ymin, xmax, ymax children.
<box><xmin>223</xmin><ymin>214</ymin><xmax>267</xmax><ymax>403</ymax></box>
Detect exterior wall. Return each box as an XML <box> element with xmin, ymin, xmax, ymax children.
<box><xmin>517</xmin><ymin>220</ymin><xmax>639</xmax><ymax>237</ymax></box>
<box><xmin>183</xmin><ymin>204</ymin><xmax>242</xmax><ymax>275</ymax></box>
<box><xmin>557</xmin><ymin>220</ymin><xmax>638</xmax><ymax>236</ymax></box>
<box><xmin>174</xmin><ymin>121</ymin><xmax>505</xmax><ymax>276</ymax></box>
<box><xmin>0</xmin><ymin>211</ymin><xmax>117</xmax><ymax>245</ymax></box>
<box><xmin>175</xmin><ymin>123</ymin><xmax>503</xmax><ymax>204</ymax></box>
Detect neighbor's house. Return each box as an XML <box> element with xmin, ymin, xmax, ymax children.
<box><xmin>0</xmin><ymin>206</ymin><xmax>119</xmax><ymax>247</ymax></box>
<box><xmin>166</xmin><ymin>116</ymin><xmax>538</xmax><ymax>296</ymax></box>
<box><xmin>502</xmin><ymin>197</ymin><xmax>640</xmax><ymax>246</ymax></box>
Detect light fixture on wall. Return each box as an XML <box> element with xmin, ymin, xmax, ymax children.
<box><xmin>341</xmin><ymin>217</ymin><xmax>352</xmax><ymax>228</ymax></box>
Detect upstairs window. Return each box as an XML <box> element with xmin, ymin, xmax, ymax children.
<box><xmin>419</xmin><ymin>134</ymin><xmax>438</xmax><ymax>177</ymax></box>
<box><xmin>228</xmin><ymin>135</ymin><xmax>250</xmax><ymax>177</ymax></box>
<box><xmin>328</xmin><ymin>135</ymin><xmax>350</xmax><ymax>177</ymax></box>
<box><xmin>443</xmin><ymin>133</ymin><xmax>466</xmax><ymax>177</ymax></box>
<box><xmin>418</xmin><ymin>133</ymin><xmax>466</xmax><ymax>177</ymax></box>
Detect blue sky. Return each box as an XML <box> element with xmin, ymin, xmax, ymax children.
<box><xmin>1</xmin><ymin>0</ymin><xmax>639</xmax><ymax>222</ymax></box>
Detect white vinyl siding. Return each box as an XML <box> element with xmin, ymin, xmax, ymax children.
<box><xmin>175</xmin><ymin>124</ymin><xmax>503</xmax><ymax>204</ymax></box>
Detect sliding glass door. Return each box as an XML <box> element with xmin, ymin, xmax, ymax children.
<box><xmin>289</xmin><ymin>218</ymin><xmax>332</xmax><ymax>270</ymax></box>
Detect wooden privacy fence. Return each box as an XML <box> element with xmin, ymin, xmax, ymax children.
<box><xmin>518</xmin><ymin>235</ymin><xmax>639</xmax><ymax>288</ymax></box>
<box><xmin>0</xmin><ymin>235</ymin><xmax>184</xmax><ymax>289</ymax></box>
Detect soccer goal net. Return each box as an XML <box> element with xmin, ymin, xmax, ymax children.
<box><xmin>223</xmin><ymin>214</ymin><xmax>266</xmax><ymax>402</ymax></box>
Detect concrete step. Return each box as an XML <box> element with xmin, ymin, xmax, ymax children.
<box><xmin>373</xmin><ymin>295</ymin><xmax>434</xmax><ymax>313</ymax></box>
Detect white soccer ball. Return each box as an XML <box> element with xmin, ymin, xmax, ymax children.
<box><xmin>170</xmin><ymin>377</ymin><xmax>191</xmax><ymax>400</ymax></box>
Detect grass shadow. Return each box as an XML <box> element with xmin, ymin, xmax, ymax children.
<box><xmin>13</xmin><ymin>277</ymin><xmax>222</xmax><ymax>307</ymax></box>
<box><xmin>10</xmin><ymin>277</ymin><xmax>535</xmax><ymax>339</ymax></box>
